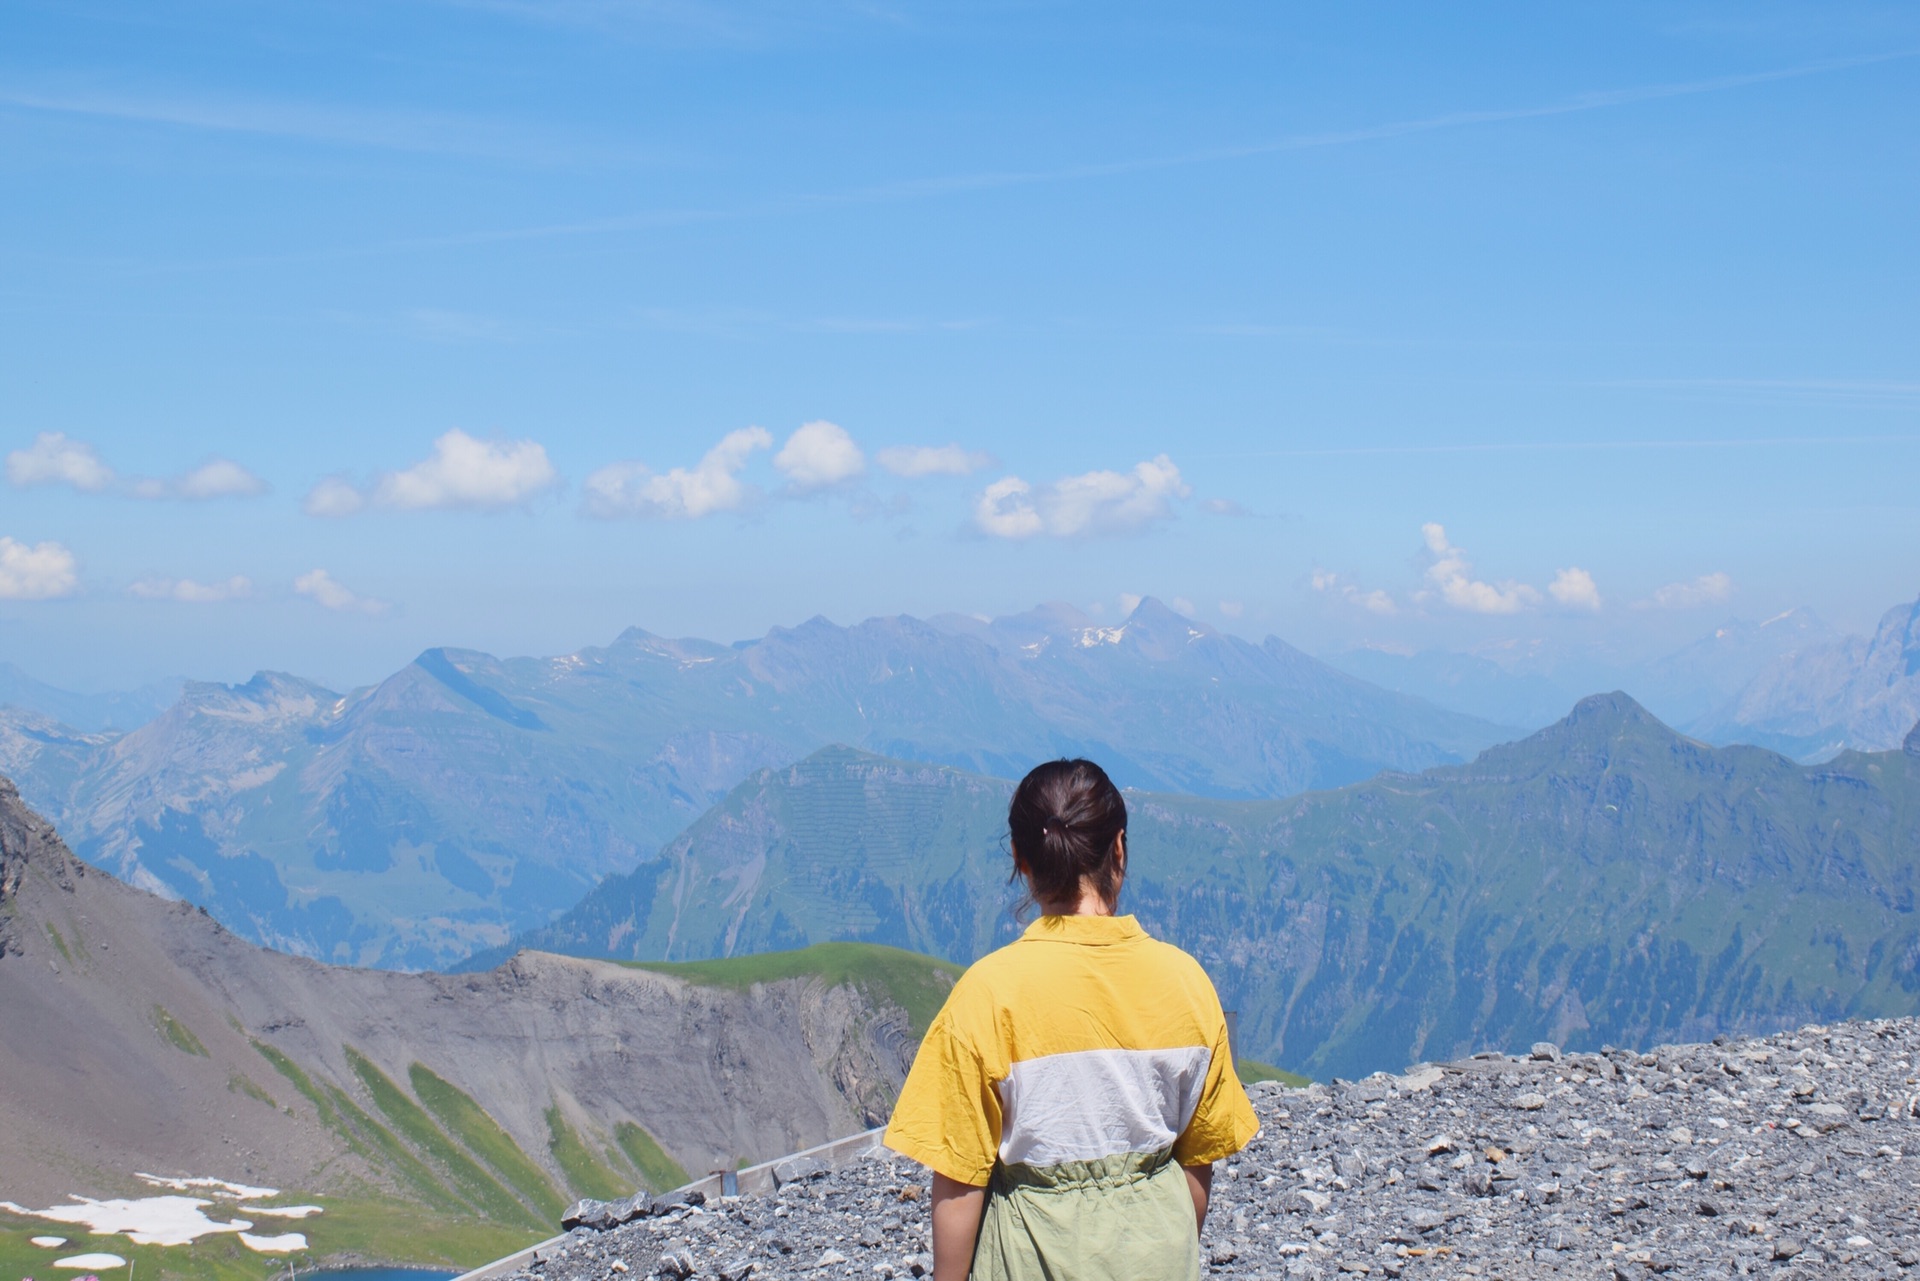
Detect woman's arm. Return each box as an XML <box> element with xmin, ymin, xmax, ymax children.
<box><xmin>931</xmin><ymin>1172</ymin><xmax>986</xmax><ymax>1281</ymax></box>
<box><xmin>1183</xmin><ymin>1161</ymin><xmax>1214</xmax><ymax>1232</ymax></box>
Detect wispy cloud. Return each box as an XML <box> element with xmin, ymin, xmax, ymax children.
<box><xmin>1214</xmin><ymin>432</ymin><xmax>1920</xmax><ymax>459</ymax></box>
<box><xmin>116</xmin><ymin>49</ymin><xmax>1916</xmax><ymax>276</ymax></box>
<box><xmin>875</xmin><ymin>444</ymin><xmax>993</xmax><ymax>478</ymax></box>
<box><xmin>5</xmin><ymin>432</ymin><xmax>266</xmax><ymax>501</ymax></box>
<box><xmin>1311</xmin><ymin>570</ymin><xmax>1397</xmax><ymax>616</ymax></box>
<box><xmin>129</xmin><ymin>575</ymin><xmax>253</xmax><ymax>603</ymax></box>
<box><xmin>294</xmin><ymin>569</ymin><xmax>388</xmax><ymax>614</ymax></box>
<box><xmin>1638</xmin><ymin>572</ymin><xmax>1734</xmax><ymax>610</ymax></box>
<box><xmin>0</xmin><ymin>82</ymin><xmax>637</xmax><ymax>165</ymax></box>
<box><xmin>1595</xmin><ymin>378</ymin><xmax>1920</xmax><ymax>407</ymax></box>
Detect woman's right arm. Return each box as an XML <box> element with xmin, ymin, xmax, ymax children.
<box><xmin>931</xmin><ymin>1171</ymin><xmax>986</xmax><ymax>1281</ymax></box>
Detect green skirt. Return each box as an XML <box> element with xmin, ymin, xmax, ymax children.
<box><xmin>972</xmin><ymin>1148</ymin><xmax>1200</xmax><ymax>1281</ymax></box>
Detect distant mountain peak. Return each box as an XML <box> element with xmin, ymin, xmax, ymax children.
<box><xmin>1500</xmin><ymin>691</ymin><xmax>1677</xmax><ymax>759</ymax></box>
<box><xmin>1906</xmin><ymin>719</ymin><xmax>1920</xmax><ymax>757</ymax></box>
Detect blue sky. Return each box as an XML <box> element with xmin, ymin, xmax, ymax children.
<box><xmin>1</xmin><ymin>0</ymin><xmax>1916</xmax><ymax>691</ymax></box>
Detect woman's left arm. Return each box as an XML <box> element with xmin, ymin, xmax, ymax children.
<box><xmin>1183</xmin><ymin>1161</ymin><xmax>1214</xmax><ymax>1232</ymax></box>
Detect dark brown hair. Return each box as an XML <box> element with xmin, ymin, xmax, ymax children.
<box><xmin>1008</xmin><ymin>758</ymin><xmax>1127</xmax><ymax>912</ymax></box>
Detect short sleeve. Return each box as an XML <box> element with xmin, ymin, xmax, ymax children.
<box><xmin>1170</xmin><ymin>1001</ymin><xmax>1260</xmax><ymax>1166</ymax></box>
<box><xmin>882</xmin><ymin>1010</ymin><xmax>1003</xmax><ymax>1186</ymax></box>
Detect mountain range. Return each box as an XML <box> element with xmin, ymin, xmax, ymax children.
<box><xmin>0</xmin><ymin>599</ymin><xmax>1503</xmax><ymax>968</ymax></box>
<box><xmin>0</xmin><ymin>775</ymin><xmax>940</xmax><ymax>1277</ymax></box>
<box><xmin>1695</xmin><ymin>593</ymin><xmax>1920</xmax><ymax>759</ymax></box>
<box><xmin>490</xmin><ymin>695</ymin><xmax>1920</xmax><ymax>1080</ymax></box>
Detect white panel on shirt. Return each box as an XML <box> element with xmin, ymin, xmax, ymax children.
<box><xmin>995</xmin><ymin>1045</ymin><xmax>1214</xmax><ymax>1168</ymax></box>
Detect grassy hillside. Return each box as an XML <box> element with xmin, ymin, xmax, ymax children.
<box><xmin>626</xmin><ymin>942</ymin><xmax>964</xmax><ymax>1038</ymax></box>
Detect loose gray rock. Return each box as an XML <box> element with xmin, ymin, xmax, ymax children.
<box><xmin>499</xmin><ymin>1017</ymin><xmax>1920</xmax><ymax>1281</ymax></box>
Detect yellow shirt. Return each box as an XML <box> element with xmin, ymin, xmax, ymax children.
<box><xmin>884</xmin><ymin>914</ymin><xmax>1260</xmax><ymax>1186</ymax></box>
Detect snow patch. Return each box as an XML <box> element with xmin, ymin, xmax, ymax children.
<box><xmin>0</xmin><ymin>1195</ymin><xmax>253</xmax><ymax>1247</ymax></box>
<box><xmin>54</xmin><ymin>1252</ymin><xmax>127</xmax><ymax>1270</ymax></box>
<box><xmin>136</xmin><ymin>1173</ymin><xmax>279</xmax><ymax>1199</ymax></box>
<box><xmin>240</xmin><ymin>1230</ymin><xmax>309</xmax><ymax>1253</ymax></box>
<box><xmin>1074</xmin><ymin>626</ymin><xmax>1127</xmax><ymax>648</ymax></box>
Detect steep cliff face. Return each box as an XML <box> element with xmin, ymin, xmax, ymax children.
<box><xmin>0</xmin><ymin>776</ymin><xmax>923</xmax><ymax>1226</ymax></box>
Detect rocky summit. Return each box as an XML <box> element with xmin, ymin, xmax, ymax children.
<box><xmin>507</xmin><ymin>1017</ymin><xmax>1920</xmax><ymax>1281</ymax></box>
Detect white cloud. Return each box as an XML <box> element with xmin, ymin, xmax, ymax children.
<box><xmin>583</xmin><ymin>427</ymin><xmax>773</xmax><ymax>519</ymax></box>
<box><xmin>974</xmin><ymin>455</ymin><xmax>1191</xmax><ymax>539</ymax></box>
<box><xmin>1311</xmin><ymin>570</ymin><xmax>1397</xmax><ymax>615</ymax></box>
<box><xmin>1118</xmin><ymin>593</ymin><xmax>1143</xmax><ymax>614</ymax></box>
<box><xmin>304</xmin><ymin>430</ymin><xmax>556</xmax><ymax>515</ymax></box>
<box><xmin>0</xmin><ymin>537</ymin><xmax>79</xmax><ymax>599</ymax></box>
<box><xmin>1642</xmin><ymin>571</ymin><xmax>1734</xmax><ymax>610</ymax></box>
<box><xmin>6</xmin><ymin>433</ymin><xmax>115</xmax><ymax>492</ymax></box>
<box><xmin>1218</xmin><ymin>600</ymin><xmax>1244</xmax><ymax>618</ymax></box>
<box><xmin>294</xmin><ymin>569</ymin><xmax>387</xmax><ymax>614</ymax></box>
<box><xmin>1547</xmin><ymin>566</ymin><xmax>1602</xmax><ymax>611</ymax></box>
<box><xmin>129</xmin><ymin>575</ymin><xmax>253</xmax><ymax>603</ymax></box>
<box><xmin>1170</xmin><ymin>597</ymin><xmax>1196</xmax><ymax>617</ymax></box>
<box><xmin>1201</xmin><ymin>497</ymin><xmax>1248</xmax><ymax>516</ymax></box>
<box><xmin>302</xmin><ymin>475</ymin><xmax>366</xmax><ymax>517</ymax></box>
<box><xmin>168</xmin><ymin>459</ymin><xmax>268</xmax><ymax>500</ymax></box>
<box><xmin>1419</xmin><ymin>523</ymin><xmax>1540</xmax><ymax>615</ymax></box>
<box><xmin>874</xmin><ymin>444</ymin><xmax>993</xmax><ymax>478</ymax></box>
<box><xmin>372</xmin><ymin>429</ymin><xmax>557</xmax><ymax>510</ymax></box>
<box><xmin>773</xmin><ymin>421</ymin><xmax>865</xmax><ymax>490</ymax></box>
<box><xmin>7</xmin><ymin>434</ymin><xmax>266</xmax><ymax>501</ymax></box>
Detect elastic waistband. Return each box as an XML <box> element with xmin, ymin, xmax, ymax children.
<box><xmin>991</xmin><ymin>1146</ymin><xmax>1177</xmax><ymax>1193</ymax></box>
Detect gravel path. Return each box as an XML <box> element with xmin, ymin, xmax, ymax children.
<box><xmin>510</xmin><ymin>1017</ymin><xmax>1920</xmax><ymax>1280</ymax></box>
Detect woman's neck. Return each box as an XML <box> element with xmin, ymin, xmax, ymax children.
<box><xmin>1038</xmin><ymin>880</ymin><xmax>1116</xmax><ymax>917</ymax></box>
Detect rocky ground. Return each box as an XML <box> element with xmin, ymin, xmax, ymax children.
<box><xmin>513</xmin><ymin>1017</ymin><xmax>1920</xmax><ymax>1281</ymax></box>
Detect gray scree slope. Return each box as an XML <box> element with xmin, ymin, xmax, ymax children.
<box><xmin>504</xmin><ymin>1018</ymin><xmax>1920</xmax><ymax>1280</ymax></box>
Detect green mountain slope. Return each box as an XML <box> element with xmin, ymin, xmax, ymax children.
<box><xmin>498</xmin><ymin>694</ymin><xmax>1920</xmax><ymax>1079</ymax></box>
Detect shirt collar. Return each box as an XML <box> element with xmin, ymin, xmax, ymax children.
<box><xmin>1019</xmin><ymin>913</ymin><xmax>1147</xmax><ymax>945</ymax></box>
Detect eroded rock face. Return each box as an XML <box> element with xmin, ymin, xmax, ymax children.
<box><xmin>511</xmin><ymin>1017</ymin><xmax>1920</xmax><ymax>1280</ymax></box>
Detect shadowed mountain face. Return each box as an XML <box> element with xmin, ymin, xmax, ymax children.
<box><xmin>1699</xmin><ymin>592</ymin><xmax>1920</xmax><ymax>759</ymax></box>
<box><xmin>0</xmin><ymin>600</ymin><xmax>1501</xmax><ymax>968</ymax></box>
<box><xmin>0</xmin><ymin>775</ymin><xmax>925</xmax><ymax>1261</ymax></box>
<box><xmin>498</xmin><ymin>695</ymin><xmax>1920</xmax><ymax>1080</ymax></box>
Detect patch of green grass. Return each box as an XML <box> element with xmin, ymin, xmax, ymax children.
<box><xmin>253</xmin><ymin>1040</ymin><xmax>468</xmax><ymax>1215</ymax></box>
<box><xmin>409</xmin><ymin>1062</ymin><xmax>567</xmax><ymax>1222</ymax></box>
<box><xmin>227</xmin><ymin>1071</ymin><xmax>277</xmax><ymax>1107</ymax></box>
<box><xmin>43</xmin><ymin>921</ymin><xmax>73</xmax><ymax>965</ymax></box>
<box><xmin>152</xmin><ymin>1004</ymin><xmax>209</xmax><ymax>1057</ymax></box>
<box><xmin>546</xmin><ymin>1105</ymin><xmax>630</xmax><ymax>1201</ymax></box>
<box><xmin>614</xmin><ymin>1120</ymin><xmax>690</xmax><ymax>1192</ymax></box>
<box><xmin>1237</xmin><ymin>1058</ymin><xmax>1311</xmax><ymax>1088</ymax></box>
<box><xmin>624</xmin><ymin>941</ymin><xmax>963</xmax><ymax>1038</ymax></box>
<box><xmin>344</xmin><ymin>1047</ymin><xmax>543</xmax><ymax>1229</ymax></box>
